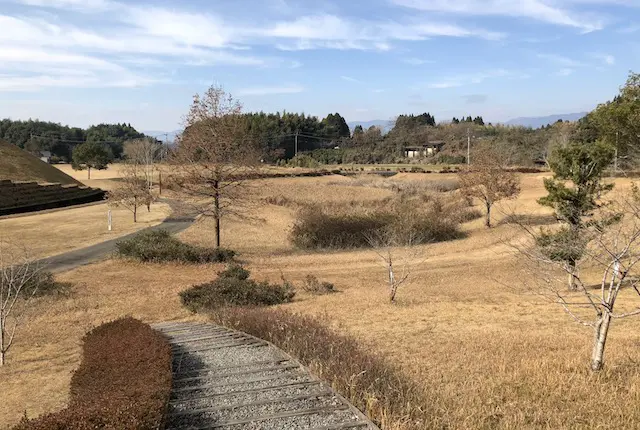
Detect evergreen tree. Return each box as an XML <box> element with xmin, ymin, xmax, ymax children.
<box><xmin>537</xmin><ymin>141</ymin><xmax>616</xmax><ymax>289</ymax></box>
<box><xmin>72</xmin><ymin>142</ymin><xmax>112</xmax><ymax>179</ymax></box>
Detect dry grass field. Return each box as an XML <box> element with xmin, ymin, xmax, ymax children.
<box><xmin>2</xmin><ymin>172</ymin><xmax>640</xmax><ymax>429</ymax></box>
<box><xmin>0</xmin><ymin>202</ymin><xmax>170</xmax><ymax>263</ymax></box>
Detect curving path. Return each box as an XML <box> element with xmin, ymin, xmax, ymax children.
<box><xmin>38</xmin><ymin>198</ymin><xmax>196</xmax><ymax>273</ymax></box>
<box><xmin>153</xmin><ymin>322</ymin><xmax>378</xmax><ymax>430</ymax></box>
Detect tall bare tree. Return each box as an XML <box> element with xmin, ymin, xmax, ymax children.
<box><xmin>519</xmin><ymin>186</ymin><xmax>640</xmax><ymax>371</ymax></box>
<box><xmin>123</xmin><ymin>138</ymin><xmax>161</xmax><ymax>190</ymax></box>
<box><xmin>108</xmin><ymin>161</ymin><xmax>153</xmax><ymax>222</ymax></box>
<box><xmin>458</xmin><ymin>147</ymin><xmax>520</xmax><ymax>228</ymax></box>
<box><xmin>169</xmin><ymin>85</ymin><xmax>259</xmax><ymax>248</ymax></box>
<box><xmin>0</xmin><ymin>243</ymin><xmax>44</xmax><ymax>366</ymax></box>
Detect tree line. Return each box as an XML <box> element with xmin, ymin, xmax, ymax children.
<box><xmin>0</xmin><ymin>120</ymin><xmax>147</xmax><ymax>162</ymax></box>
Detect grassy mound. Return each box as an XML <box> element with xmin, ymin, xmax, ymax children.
<box><xmin>116</xmin><ymin>229</ymin><xmax>235</xmax><ymax>263</ymax></box>
<box><xmin>180</xmin><ymin>264</ymin><xmax>295</xmax><ymax>312</ymax></box>
<box><xmin>0</xmin><ymin>140</ymin><xmax>82</xmax><ymax>185</ymax></box>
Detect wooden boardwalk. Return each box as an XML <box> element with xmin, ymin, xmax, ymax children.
<box><xmin>154</xmin><ymin>322</ymin><xmax>379</xmax><ymax>430</ymax></box>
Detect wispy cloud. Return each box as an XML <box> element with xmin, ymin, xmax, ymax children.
<box><xmin>618</xmin><ymin>24</ymin><xmax>640</xmax><ymax>33</ymax></box>
<box><xmin>0</xmin><ymin>2</ymin><xmax>507</xmax><ymax>94</ymax></box>
<box><xmin>391</xmin><ymin>0</ymin><xmax>605</xmax><ymax>32</ymax></box>
<box><xmin>537</xmin><ymin>53</ymin><xmax>585</xmax><ymax>67</ymax></box>
<box><xmin>556</xmin><ymin>68</ymin><xmax>574</xmax><ymax>76</ymax></box>
<box><xmin>340</xmin><ymin>75</ymin><xmax>363</xmax><ymax>84</ymax></box>
<box><xmin>236</xmin><ymin>85</ymin><xmax>304</xmax><ymax>96</ymax></box>
<box><xmin>12</xmin><ymin>0</ymin><xmax>112</xmax><ymax>11</ymax></box>
<box><xmin>426</xmin><ymin>69</ymin><xmax>510</xmax><ymax>89</ymax></box>
<box><xmin>462</xmin><ymin>94</ymin><xmax>488</xmax><ymax>104</ymax></box>
<box><xmin>403</xmin><ymin>58</ymin><xmax>435</xmax><ymax>65</ymax></box>
<box><xmin>268</xmin><ymin>14</ymin><xmax>503</xmax><ymax>51</ymax></box>
<box><xmin>591</xmin><ymin>53</ymin><xmax>615</xmax><ymax>65</ymax></box>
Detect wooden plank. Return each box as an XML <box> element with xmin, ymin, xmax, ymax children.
<box><xmin>170</xmin><ymin>380</ymin><xmax>322</xmax><ymax>406</ymax></box>
<box><xmin>156</xmin><ymin>323</ymin><xmax>213</xmax><ymax>331</ymax></box>
<box><xmin>174</xmin><ymin>363</ymin><xmax>301</xmax><ymax>384</ymax></box>
<box><xmin>161</xmin><ymin>326</ymin><xmax>229</xmax><ymax>335</ymax></box>
<box><xmin>309</xmin><ymin>422</ymin><xmax>370</xmax><ymax>430</ymax></box>
<box><xmin>170</xmin><ymin>336</ymin><xmax>251</xmax><ymax>350</ymax></box>
<box><xmin>166</xmin><ymin>332</ymin><xmax>245</xmax><ymax>344</ymax></box>
<box><xmin>164</xmin><ymin>327</ymin><xmax>231</xmax><ymax>337</ymax></box>
<box><xmin>171</xmin><ymin>372</ymin><xmax>309</xmax><ymax>395</ymax></box>
<box><xmin>173</xmin><ymin>339</ymin><xmax>267</xmax><ymax>354</ymax></box>
<box><xmin>174</xmin><ymin>359</ymin><xmax>290</xmax><ymax>377</ymax></box>
<box><xmin>207</xmin><ymin>404</ymin><xmax>352</xmax><ymax>429</ymax></box>
<box><xmin>170</xmin><ymin>389</ymin><xmax>334</xmax><ymax>417</ymax></box>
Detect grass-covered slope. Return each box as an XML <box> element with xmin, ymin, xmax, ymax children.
<box><xmin>0</xmin><ymin>140</ymin><xmax>81</xmax><ymax>185</ymax></box>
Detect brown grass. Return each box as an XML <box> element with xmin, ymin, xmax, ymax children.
<box><xmin>0</xmin><ymin>141</ymin><xmax>81</xmax><ymax>185</ymax></box>
<box><xmin>0</xmin><ymin>202</ymin><xmax>170</xmax><ymax>262</ymax></box>
<box><xmin>3</xmin><ymin>173</ymin><xmax>640</xmax><ymax>429</ymax></box>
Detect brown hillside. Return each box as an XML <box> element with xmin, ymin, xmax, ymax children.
<box><xmin>0</xmin><ymin>140</ymin><xmax>81</xmax><ymax>185</ymax></box>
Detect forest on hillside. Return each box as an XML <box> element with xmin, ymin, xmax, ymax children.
<box><xmin>2</xmin><ymin>72</ymin><xmax>637</xmax><ymax>167</ymax></box>
<box><xmin>0</xmin><ymin>120</ymin><xmax>147</xmax><ymax>162</ymax></box>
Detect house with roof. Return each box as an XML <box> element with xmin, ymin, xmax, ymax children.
<box><xmin>404</xmin><ymin>141</ymin><xmax>445</xmax><ymax>158</ymax></box>
<box><xmin>39</xmin><ymin>151</ymin><xmax>52</xmax><ymax>163</ymax></box>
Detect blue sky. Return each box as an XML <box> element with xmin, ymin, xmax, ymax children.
<box><xmin>0</xmin><ymin>0</ymin><xmax>639</xmax><ymax>131</ymax></box>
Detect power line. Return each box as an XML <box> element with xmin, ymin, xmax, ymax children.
<box><xmin>29</xmin><ymin>134</ymin><xmax>121</xmax><ymax>144</ymax></box>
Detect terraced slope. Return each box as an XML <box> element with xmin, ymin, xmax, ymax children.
<box><xmin>154</xmin><ymin>322</ymin><xmax>378</xmax><ymax>430</ymax></box>
<box><xmin>0</xmin><ymin>140</ymin><xmax>82</xmax><ymax>185</ymax></box>
<box><xmin>0</xmin><ymin>180</ymin><xmax>105</xmax><ymax>216</ymax></box>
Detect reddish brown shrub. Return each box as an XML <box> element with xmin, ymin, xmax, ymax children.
<box><xmin>14</xmin><ymin>318</ymin><xmax>172</xmax><ymax>430</ymax></box>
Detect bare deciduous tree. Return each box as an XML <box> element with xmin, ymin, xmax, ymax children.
<box><xmin>0</xmin><ymin>243</ymin><xmax>44</xmax><ymax>366</ymax></box>
<box><xmin>123</xmin><ymin>138</ymin><xmax>161</xmax><ymax>190</ymax></box>
<box><xmin>366</xmin><ymin>228</ymin><xmax>424</xmax><ymax>303</ymax></box>
<box><xmin>518</xmin><ymin>185</ymin><xmax>640</xmax><ymax>371</ymax></box>
<box><xmin>169</xmin><ymin>85</ymin><xmax>259</xmax><ymax>248</ymax></box>
<box><xmin>108</xmin><ymin>161</ymin><xmax>154</xmax><ymax>222</ymax></box>
<box><xmin>458</xmin><ymin>148</ymin><xmax>520</xmax><ymax>228</ymax></box>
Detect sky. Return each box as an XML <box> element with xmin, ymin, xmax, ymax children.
<box><xmin>0</xmin><ymin>0</ymin><xmax>639</xmax><ymax>131</ymax></box>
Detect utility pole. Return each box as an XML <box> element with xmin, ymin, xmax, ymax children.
<box><xmin>467</xmin><ymin>128</ymin><xmax>471</xmax><ymax>166</ymax></box>
<box><xmin>615</xmin><ymin>131</ymin><xmax>619</xmax><ymax>174</ymax></box>
<box><xmin>295</xmin><ymin>131</ymin><xmax>299</xmax><ymax>157</ymax></box>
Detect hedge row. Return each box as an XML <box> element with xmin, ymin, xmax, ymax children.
<box><xmin>15</xmin><ymin>318</ymin><xmax>172</xmax><ymax>430</ymax></box>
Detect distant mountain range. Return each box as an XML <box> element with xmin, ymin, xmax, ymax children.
<box><xmin>347</xmin><ymin>113</ymin><xmax>588</xmax><ymax>132</ymax></box>
<box><xmin>145</xmin><ymin>112</ymin><xmax>587</xmax><ymax>142</ymax></box>
<box><xmin>142</xmin><ymin>129</ymin><xmax>182</xmax><ymax>142</ymax></box>
<box><xmin>503</xmin><ymin>112</ymin><xmax>588</xmax><ymax>128</ymax></box>
<box><xmin>347</xmin><ymin>120</ymin><xmax>394</xmax><ymax>133</ymax></box>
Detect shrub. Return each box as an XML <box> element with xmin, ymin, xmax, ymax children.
<box><xmin>180</xmin><ymin>264</ymin><xmax>296</xmax><ymax>312</ymax></box>
<box><xmin>287</xmin><ymin>154</ymin><xmax>320</xmax><ymax>168</ymax></box>
<box><xmin>302</xmin><ymin>275</ymin><xmax>337</xmax><ymax>295</ymax></box>
<box><xmin>210</xmin><ymin>307</ymin><xmax>431</xmax><ymax>430</ymax></box>
<box><xmin>290</xmin><ymin>207</ymin><xmax>392</xmax><ymax>249</ymax></box>
<box><xmin>15</xmin><ymin>318</ymin><xmax>172</xmax><ymax>430</ymax></box>
<box><xmin>20</xmin><ymin>270</ymin><xmax>72</xmax><ymax>298</ymax></box>
<box><xmin>290</xmin><ymin>200</ymin><xmax>465</xmax><ymax>249</ymax></box>
<box><xmin>508</xmin><ymin>166</ymin><xmax>544</xmax><ymax>173</ymax></box>
<box><xmin>116</xmin><ymin>229</ymin><xmax>235</xmax><ymax>263</ymax></box>
<box><xmin>435</xmin><ymin>154</ymin><xmax>467</xmax><ymax>165</ymax></box>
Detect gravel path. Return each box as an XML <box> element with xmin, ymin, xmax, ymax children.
<box><xmin>154</xmin><ymin>322</ymin><xmax>379</xmax><ymax>430</ymax></box>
